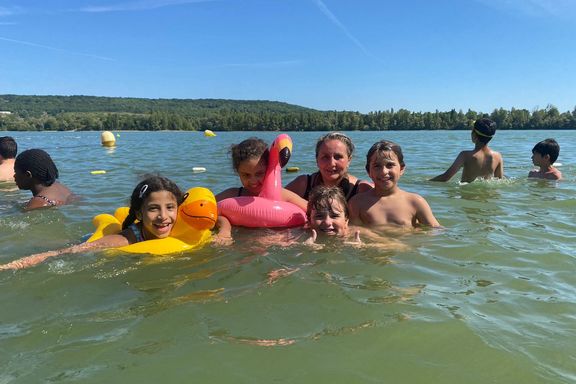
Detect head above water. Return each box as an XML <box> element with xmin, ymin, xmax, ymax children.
<box><xmin>472</xmin><ymin>118</ymin><xmax>497</xmax><ymax>145</ymax></box>
<box><xmin>315</xmin><ymin>132</ymin><xmax>355</xmax><ymax>159</ymax></box>
<box><xmin>14</xmin><ymin>149</ymin><xmax>59</xmax><ymax>186</ymax></box>
<box><xmin>365</xmin><ymin>140</ymin><xmax>405</xmax><ymax>173</ymax></box>
<box><xmin>230</xmin><ymin>137</ymin><xmax>269</xmax><ymax>172</ymax></box>
<box><xmin>306</xmin><ymin>185</ymin><xmax>349</xmax><ymax>221</ymax></box>
<box><xmin>0</xmin><ymin>136</ymin><xmax>17</xmax><ymax>160</ymax></box>
<box><xmin>532</xmin><ymin>138</ymin><xmax>560</xmax><ymax>164</ymax></box>
<box><xmin>122</xmin><ymin>175</ymin><xmax>184</xmax><ymax>230</ymax></box>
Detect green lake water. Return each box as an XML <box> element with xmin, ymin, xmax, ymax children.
<box><xmin>0</xmin><ymin>130</ymin><xmax>575</xmax><ymax>383</ymax></box>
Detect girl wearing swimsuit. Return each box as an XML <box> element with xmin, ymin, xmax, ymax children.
<box><xmin>13</xmin><ymin>149</ymin><xmax>73</xmax><ymax>210</ymax></box>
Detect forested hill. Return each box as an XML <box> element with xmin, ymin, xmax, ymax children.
<box><xmin>0</xmin><ymin>95</ymin><xmax>315</xmax><ymax>116</ymax></box>
<box><xmin>0</xmin><ymin>94</ymin><xmax>575</xmax><ymax>131</ymax></box>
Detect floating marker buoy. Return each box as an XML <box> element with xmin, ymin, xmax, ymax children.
<box><xmin>553</xmin><ymin>162</ymin><xmax>562</xmax><ymax>167</ymax></box>
<box><xmin>204</xmin><ymin>130</ymin><xmax>216</xmax><ymax>137</ymax></box>
<box><xmin>101</xmin><ymin>131</ymin><xmax>116</xmax><ymax>147</ymax></box>
<box><xmin>192</xmin><ymin>167</ymin><xmax>206</xmax><ymax>173</ymax></box>
<box><xmin>91</xmin><ymin>170</ymin><xmax>107</xmax><ymax>175</ymax></box>
<box><xmin>286</xmin><ymin>167</ymin><xmax>300</xmax><ymax>173</ymax></box>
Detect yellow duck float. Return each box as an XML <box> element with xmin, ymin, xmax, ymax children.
<box><xmin>87</xmin><ymin>187</ymin><xmax>217</xmax><ymax>255</ymax></box>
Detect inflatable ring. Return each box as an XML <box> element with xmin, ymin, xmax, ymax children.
<box><xmin>218</xmin><ymin>134</ymin><xmax>307</xmax><ymax>228</ymax></box>
<box><xmin>87</xmin><ymin>187</ymin><xmax>217</xmax><ymax>255</ymax></box>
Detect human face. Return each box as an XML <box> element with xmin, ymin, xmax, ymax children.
<box><xmin>367</xmin><ymin>151</ymin><xmax>405</xmax><ymax>192</ymax></box>
<box><xmin>139</xmin><ymin>191</ymin><xmax>178</xmax><ymax>239</ymax></box>
<box><xmin>316</xmin><ymin>139</ymin><xmax>351</xmax><ymax>184</ymax></box>
<box><xmin>237</xmin><ymin>157</ymin><xmax>267</xmax><ymax>195</ymax></box>
<box><xmin>310</xmin><ymin>199</ymin><xmax>349</xmax><ymax>237</ymax></box>
<box><xmin>531</xmin><ymin>151</ymin><xmax>547</xmax><ymax>167</ymax></box>
<box><xmin>13</xmin><ymin>167</ymin><xmax>32</xmax><ymax>190</ymax></box>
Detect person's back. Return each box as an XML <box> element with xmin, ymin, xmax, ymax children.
<box><xmin>430</xmin><ymin>118</ymin><xmax>504</xmax><ymax>183</ymax></box>
<box><xmin>0</xmin><ymin>136</ymin><xmax>17</xmax><ymax>182</ymax></box>
<box><xmin>460</xmin><ymin>146</ymin><xmax>503</xmax><ymax>183</ymax></box>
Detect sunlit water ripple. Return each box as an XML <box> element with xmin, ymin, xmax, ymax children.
<box><xmin>0</xmin><ymin>130</ymin><xmax>575</xmax><ymax>383</ymax></box>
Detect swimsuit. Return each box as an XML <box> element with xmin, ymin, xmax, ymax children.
<box><xmin>303</xmin><ymin>172</ymin><xmax>361</xmax><ymax>201</ymax></box>
<box><xmin>129</xmin><ymin>223</ymin><xmax>145</xmax><ymax>243</ymax></box>
<box><xmin>237</xmin><ymin>187</ymin><xmax>244</xmax><ymax>197</ymax></box>
<box><xmin>33</xmin><ymin>195</ymin><xmax>63</xmax><ymax>207</ymax></box>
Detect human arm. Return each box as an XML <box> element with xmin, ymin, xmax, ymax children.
<box><xmin>494</xmin><ymin>154</ymin><xmax>504</xmax><ymax>179</ymax></box>
<box><xmin>281</xmin><ymin>188</ymin><xmax>308</xmax><ymax>211</ymax></box>
<box><xmin>0</xmin><ymin>234</ymin><xmax>131</xmax><ymax>270</ymax></box>
<box><xmin>347</xmin><ymin>195</ymin><xmax>363</xmax><ymax>226</ymax></box>
<box><xmin>215</xmin><ymin>188</ymin><xmax>240</xmax><ymax>202</ymax></box>
<box><xmin>212</xmin><ymin>215</ymin><xmax>233</xmax><ymax>246</ymax></box>
<box><xmin>284</xmin><ymin>175</ymin><xmax>307</xmax><ymax>198</ymax></box>
<box><xmin>429</xmin><ymin>152</ymin><xmax>465</xmax><ymax>182</ymax></box>
<box><xmin>412</xmin><ymin>195</ymin><xmax>441</xmax><ymax>228</ymax></box>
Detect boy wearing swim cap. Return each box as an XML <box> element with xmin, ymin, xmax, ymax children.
<box><xmin>430</xmin><ymin>118</ymin><xmax>504</xmax><ymax>183</ymax></box>
<box><xmin>528</xmin><ymin>138</ymin><xmax>562</xmax><ymax>180</ymax></box>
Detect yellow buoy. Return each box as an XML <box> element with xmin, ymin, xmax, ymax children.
<box><xmin>204</xmin><ymin>130</ymin><xmax>216</xmax><ymax>137</ymax></box>
<box><xmin>91</xmin><ymin>170</ymin><xmax>107</xmax><ymax>175</ymax></box>
<box><xmin>101</xmin><ymin>131</ymin><xmax>116</xmax><ymax>147</ymax></box>
<box><xmin>286</xmin><ymin>167</ymin><xmax>300</xmax><ymax>173</ymax></box>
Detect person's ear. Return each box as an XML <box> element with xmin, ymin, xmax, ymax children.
<box><xmin>25</xmin><ymin>171</ymin><xmax>33</xmax><ymax>179</ymax></box>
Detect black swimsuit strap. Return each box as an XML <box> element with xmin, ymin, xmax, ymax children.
<box><xmin>237</xmin><ymin>187</ymin><xmax>244</xmax><ymax>197</ymax></box>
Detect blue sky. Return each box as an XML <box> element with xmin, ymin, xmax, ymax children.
<box><xmin>1</xmin><ymin>0</ymin><xmax>575</xmax><ymax>113</ymax></box>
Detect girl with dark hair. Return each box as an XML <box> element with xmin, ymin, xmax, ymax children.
<box><xmin>0</xmin><ymin>175</ymin><xmax>188</xmax><ymax>270</ymax></box>
<box><xmin>13</xmin><ymin>148</ymin><xmax>73</xmax><ymax>209</ymax></box>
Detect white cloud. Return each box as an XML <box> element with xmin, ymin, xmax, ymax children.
<box><xmin>79</xmin><ymin>0</ymin><xmax>217</xmax><ymax>13</ymax></box>
<box><xmin>312</xmin><ymin>0</ymin><xmax>381</xmax><ymax>62</ymax></box>
<box><xmin>474</xmin><ymin>0</ymin><xmax>576</xmax><ymax>18</ymax></box>
<box><xmin>0</xmin><ymin>36</ymin><xmax>115</xmax><ymax>61</ymax></box>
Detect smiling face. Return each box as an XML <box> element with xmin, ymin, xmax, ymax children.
<box><xmin>237</xmin><ymin>156</ymin><xmax>267</xmax><ymax>195</ymax></box>
<box><xmin>138</xmin><ymin>190</ymin><xmax>178</xmax><ymax>239</ymax></box>
<box><xmin>367</xmin><ymin>150</ymin><xmax>405</xmax><ymax>193</ymax></box>
<box><xmin>309</xmin><ymin>197</ymin><xmax>349</xmax><ymax>237</ymax></box>
<box><xmin>316</xmin><ymin>139</ymin><xmax>351</xmax><ymax>185</ymax></box>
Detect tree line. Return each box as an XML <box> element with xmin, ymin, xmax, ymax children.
<box><xmin>1</xmin><ymin>95</ymin><xmax>574</xmax><ymax>131</ymax></box>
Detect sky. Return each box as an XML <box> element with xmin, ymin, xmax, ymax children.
<box><xmin>1</xmin><ymin>0</ymin><xmax>576</xmax><ymax>113</ymax></box>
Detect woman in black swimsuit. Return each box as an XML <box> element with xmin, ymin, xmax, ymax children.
<box><xmin>286</xmin><ymin>132</ymin><xmax>372</xmax><ymax>201</ymax></box>
<box><xmin>13</xmin><ymin>149</ymin><xmax>73</xmax><ymax>210</ymax></box>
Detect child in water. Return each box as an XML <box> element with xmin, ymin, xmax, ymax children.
<box><xmin>349</xmin><ymin>140</ymin><xmax>440</xmax><ymax>229</ymax></box>
<box><xmin>430</xmin><ymin>118</ymin><xmax>504</xmax><ymax>183</ymax></box>
<box><xmin>13</xmin><ymin>148</ymin><xmax>73</xmax><ymax>209</ymax></box>
<box><xmin>0</xmin><ymin>175</ymin><xmax>213</xmax><ymax>270</ymax></box>
<box><xmin>528</xmin><ymin>138</ymin><xmax>562</xmax><ymax>180</ymax></box>
<box><xmin>0</xmin><ymin>136</ymin><xmax>17</xmax><ymax>182</ymax></box>
<box><xmin>216</xmin><ymin>137</ymin><xmax>307</xmax><ymax>211</ymax></box>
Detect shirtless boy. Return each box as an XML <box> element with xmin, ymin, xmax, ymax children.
<box><xmin>0</xmin><ymin>136</ymin><xmax>17</xmax><ymax>182</ymax></box>
<box><xmin>528</xmin><ymin>138</ymin><xmax>562</xmax><ymax>180</ymax></box>
<box><xmin>349</xmin><ymin>140</ymin><xmax>440</xmax><ymax>229</ymax></box>
<box><xmin>430</xmin><ymin>118</ymin><xmax>503</xmax><ymax>183</ymax></box>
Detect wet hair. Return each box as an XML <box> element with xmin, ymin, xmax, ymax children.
<box><xmin>532</xmin><ymin>138</ymin><xmax>560</xmax><ymax>164</ymax></box>
<box><xmin>230</xmin><ymin>137</ymin><xmax>269</xmax><ymax>171</ymax></box>
<box><xmin>306</xmin><ymin>185</ymin><xmax>349</xmax><ymax>221</ymax></box>
<box><xmin>473</xmin><ymin>118</ymin><xmax>497</xmax><ymax>144</ymax></box>
<box><xmin>365</xmin><ymin>140</ymin><xmax>405</xmax><ymax>173</ymax></box>
<box><xmin>0</xmin><ymin>136</ymin><xmax>17</xmax><ymax>159</ymax></box>
<box><xmin>14</xmin><ymin>149</ymin><xmax>59</xmax><ymax>186</ymax></box>
<box><xmin>122</xmin><ymin>175</ymin><xmax>184</xmax><ymax>230</ymax></box>
<box><xmin>315</xmin><ymin>132</ymin><xmax>355</xmax><ymax>159</ymax></box>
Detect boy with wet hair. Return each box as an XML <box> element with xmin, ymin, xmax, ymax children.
<box><xmin>0</xmin><ymin>136</ymin><xmax>17</xmax><ymax>182</ymax></box>
<box><xmin>430</xmin><ymin>118</ymin><xmax>504</xmax><ymax>183</ymax></box>
<box><xmin>528</xmin><ymin>138</ymin><xmax>562</xmax><ymax>180</ymax></box>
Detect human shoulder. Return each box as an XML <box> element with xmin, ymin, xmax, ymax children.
<box><xmin>215</xmin><ymin>187</ymin><xmax>241</xmax><ymax>201</ymax></box>
<box><xmin>285</xmin><ymin>173</ymin><xmax>311</xmax><ymax>196</ymax></box>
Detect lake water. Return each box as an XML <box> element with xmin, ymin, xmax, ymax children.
<box><xmin>1</xmin><ymin>130</ymin><xmax>575</xmax><ymax>383</ymax></box>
